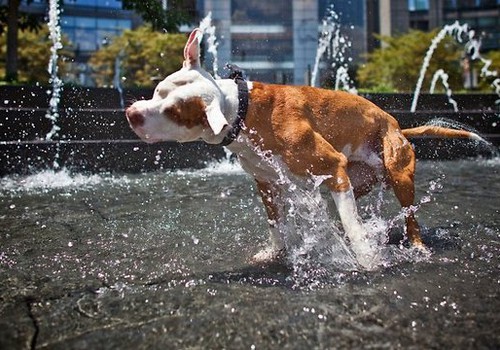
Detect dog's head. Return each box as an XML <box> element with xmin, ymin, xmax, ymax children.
<box><xmin>125</xmin><ymin>29</ymin><xmax>229</xmax><ymax>143</ymax></box>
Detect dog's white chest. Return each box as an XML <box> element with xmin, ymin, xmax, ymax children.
<box><xmin>227</xmin><ymin>135</ymin><xmax>284</xmax><ymax>182</ymax></box>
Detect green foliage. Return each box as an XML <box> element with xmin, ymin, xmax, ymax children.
<box><xmin>0</xmin><ymin>24</ymin><xmax>73</xmax><ymax>84</ymax></box>
<box><xmin>0</xmin><ymin>0</ymin><xmax>189</xmax><ymax>34</ymax></box>
<box><xmin>478</xmin><ymin>50</ymin><xmax>500</xmax><ymax>91</ymax></box>
<box><xmin>0</xmin><ymin>4</ymin><xmax>42</xmax><ymax>35</ymax></box>
<box><xmin>357</xmin><ymin>30</ymin><xmax>463</xmax><ymax>92</ymax></box>
<box><xmin>122</xmin><ymin>0</ymin><xmax>190</xmax><ymax>32</ymax></box>
<box><xmin>89</xmin><ymin>26</ymin><xmax>186</xmax><ymax>88</ymax></box>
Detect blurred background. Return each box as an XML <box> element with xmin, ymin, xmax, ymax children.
<box><xmin>1</xmin><ymin>0</ymin><xmax>498</xmax><ymax>91</ymax></box>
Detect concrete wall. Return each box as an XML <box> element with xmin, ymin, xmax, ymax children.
<box><xmin>0</xmin><ymin>86</ymin><xmax>498</xmax><ymax>175</ymax></box>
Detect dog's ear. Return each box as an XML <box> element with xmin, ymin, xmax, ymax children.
<box><xmin>183</xmin><ymin>28</ymin><xmax>202</xmax><ymax>68</ymax></box>
<box><xmin>205</xmin><ymin>100</ymin><xmax>228</xmax><ymax>135</ymax></box>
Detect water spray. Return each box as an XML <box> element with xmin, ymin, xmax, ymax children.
<box><xmin>412</xmin><ymin>21</ymin><xmax>500</xmax><ymax>112</ymax></box>
<box><xmin>430</xmin><ymin>69</ymin><xmax>458</xmax><ymax>112</ymax></box>
<box><xmin>114</xmin><ymin>49</ymin><xmax>125</xmax><ymax>110</ymax></box>
<box><xmin>199</xmin><ymin>12</ymin><xmax>220</xmax><ymax>79</ymax></box>
<box><xmin>310</xmin><ymin>5</ymin><xmax>356</xmax><ymax>93</ymax></box>
<box><xmin>45</xmin><ymin>0</ymin><xmax>63</xmax><ymax>143</ymax></box>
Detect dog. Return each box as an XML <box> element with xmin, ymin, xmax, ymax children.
<box><xmin>126</xmin><ymin>29</ymin><xmax>483</xmax><ymax>268</ymax></box>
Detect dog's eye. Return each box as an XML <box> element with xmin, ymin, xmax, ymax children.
<box><xmin>154</xmin><ymin>88</ymin><xmax>168</xmax><ymax>99</ymax></box>
<box><xmin>171</xmin><ymin>79</ymin><xmax>189</xmax><ymax>88</ymax></box>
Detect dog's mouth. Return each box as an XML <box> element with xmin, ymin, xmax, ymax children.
<box><xmin>129</xmin><ymin>126</ymin><xmax>163</xmax><ymax>144</ymax></box>
<box><xmin>142</xmin><ymin>133</ymin><xmax>163</xmax><ymax>144</ymax></box>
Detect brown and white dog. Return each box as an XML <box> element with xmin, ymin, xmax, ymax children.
<box><xmin>126</xmin><ymin>29</ymin><xmax>483</xmax><ymax>268</ymax></box>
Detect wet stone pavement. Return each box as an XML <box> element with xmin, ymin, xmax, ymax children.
<box><xmin>0</xmin><ymin>159</ymin><xmax>499</xmax><ymax>349</ymax></box>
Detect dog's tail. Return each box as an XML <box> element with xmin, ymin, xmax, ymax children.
<box><xmin>402</xmin><ymin>126</ymin><xmax>486</xmax><ymax>142</ymax></box>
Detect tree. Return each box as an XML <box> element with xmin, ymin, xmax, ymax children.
<box><xmin>122</xmin><ymin>0</ymin><xmax>192</xmax><ymax>32</ymax></box>
<box><xmin>0</xmin><ymin>24</ymin><xmax>73</xmax><ymax>84</ymax></box>
<box><xmin>478</xmin><ymin>50</ymin><xmax>500</xmax><ymax>92</ymax></box>
<box><xmin>0</xmin><ymin>0</ymin><xmax>190</xmax><ymax>83</ymax></box>
<box><xmin>89</xmin><ymin>26</ymin><xmax>185</xmax><ymax>88</ymax></box>
<box><xmin>357</xmin><ymin>30</ymin><xmax>463</xmax><ymax>92</ymax></box>
<box><xmin>0</xmin><ymin>0</ymin><xmax>44</xmax><ymax>82</ymax></box>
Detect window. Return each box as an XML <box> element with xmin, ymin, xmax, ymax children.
<box><xmin>65</xmin><ymin>0</ymin><xmax>123</xmax><ymax>9</ymax></box>
<box><xmin>409</xmin><ymin>0</ymin><xmax>429</xmax><ymax>11</ymax></box>
<box><xmin>61</xmin><ymin>15</ymin><xmax>132</xmax><ymax>52</ymax></box>
<box><xmin>231</xmin><ymin>0</ymin><xmax>292</xmax><ymax>26</ymax></box>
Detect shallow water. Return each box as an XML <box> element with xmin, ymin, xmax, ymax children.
<box><xmin>0</xmin><ymin>158</ymin><xmax>499</xmax><ymax>349</ymax></box>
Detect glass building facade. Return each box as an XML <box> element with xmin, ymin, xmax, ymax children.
<box><xmin>230</xmin><ymin>0</ymin><xmax>295</xmax><ymax>83</ymax></box>
<box><xmin>64</xmin><ymin>0</ymin><xmax>123</xmax><ymax>8</ymax></box>
<box><xmin>61</xmin><ymin>16</ymin><xmax>132</xmax><ymax>52</ymax></box>
<box><xmin>203</xmin><ymin>0</ymin><xmax>367</xmax><ymax>84</ymax></box>
<box><xmin>408</xmin><ymin>0</ymin><xmax>499</xmax><ymax>50</ymax></box>
<box><xmin>409</xmin><ymin>0</ymin><xmax>430</xmax><ymax>11</ymax></box>
<box><xmin>14</xmin><ymin>0</ymin><xmax>499</xmax><ymax>86</ymax></box>
<box><xmin>16</xmin><ymin>0</ymin><xmax>136</xmax><ymax>85</ymax></box>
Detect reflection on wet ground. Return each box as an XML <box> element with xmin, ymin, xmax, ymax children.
<box><xmin>0</xmin><ymin>159</ymin><xmax>499</xmax><ymax>349</ymax></box>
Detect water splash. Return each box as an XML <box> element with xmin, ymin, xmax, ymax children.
<box><xmin>199</xmin><ymin>12</ymin><xmax>220</xmax><ymax>79</ymax></box>
<box><xmin>311</xmin><ymin>5</ymin><xmax>356</xmax><ymax>93</ymax></box>
<box><xmin>334</xmin><ymin>66</ymin><xmax>356</xmax><ymax>93</ymax></box>
<box><xmin>113</xmin><ymin>49</ymin><xmax>125</xmax><ymax>110</ymax></box>
<box><xmin>422</xmin><ymin>118</ymin><xmax>494</xmax><ymax>150</ymax></box>
<box><xmin>45</xmin><ymin>0</ymin><xmax>63</xmax><ymax>142</ymax></box>
<box><xmin>430</xmin><ymin>69</ymin><xmax>458</xmax><ymax>112</ymax></box>
<box><xmin>0</xmin><ymin>168</ymin><xmax>104</xmax><ymax>193</ymax></box>
<box><xmin>176</xmin><ymin>157</ymin><xmax>244</xmax><ymax>177</ymax></box>
<box><xmin>311</xmin><ymin>8</ymin><xmax>339</xmax><ymax>87</ymax></box>
<box><xmin>244</xmin><ymin>143</ymin><xmax>383</xmax><ymax>276</ymax></box>
<box><xmin>281</xmin><ymin>170</ymin><xmax>437</xmax><ymax>287</ymax></box>
<box><xmin>411</xmin><ymin>21</ymin><xmax>500</xmax><ymax>112</ymax></box>
<box><xmin>282</xmin><ymin>175</ymin><xmax>360</xmax><ymax>273</ymax></box>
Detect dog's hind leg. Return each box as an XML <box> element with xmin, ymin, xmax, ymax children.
<box><xmin>382</xmin><ymin>128</ymin><xmax>424</xmax><ymax>247</ymax></box>
<box><xmin>278</xmin><ymin>128</ymin><xmax>376</xmax><ymax>268</ymax></box>
<box><xmin>252</xmin><ymin>179</ymin><xmax>286</xmax><ymax>263</ymax></box>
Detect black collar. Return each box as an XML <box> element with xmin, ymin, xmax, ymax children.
<box><xmin>219</xmin><ymin>76</ymin><xmax>249</xmax><ymax>146</ymax></box>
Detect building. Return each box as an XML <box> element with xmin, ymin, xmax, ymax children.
<box><xmin>15</xmin><ymin>0</ymin><xmax>139</xmax><ymax>85</ymax></box>
<box><xmin>203</xmin><ymin>0</ymin><xmax>313</xmax><ymax>84</ymax></box>
<box><xmin>9</xmin><ymin>0</ymin><xmax>499</xmax><ymax>86</ymax></box>
<box><xmin>202</xmin><ymin>0</ymin><xmax>367</xmax><ymax>85</ymax></box>
<box><xmin>370</xmin><ymin>0</ymin><xmax>499</xmax><ymax>51</ymax></box>
<box><xmin>408</xmin><ymin>0</ymin><xmax>499</xmax><ymax>51</ymax></box>
<box><xmin>196</xmin><ymin>0</ymin><xmax>499</xmax><ymax>85</ymax></box>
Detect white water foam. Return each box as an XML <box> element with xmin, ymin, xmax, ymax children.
<box><xmin>274</xmin><ymin>173</ymin><xmax>436</xmax><ymax>289</ymax></box>
<box><xmin>175</xmin><ymin>158</ymin><xmax>244</xmax><ymax>178</ymax></box>
<box><xmin>0</xmin><ymin>169</ymin><xmax>105</xmax><ymax>193</ymax></box>
<box><xmin>238</xmin><ymin>144</ymin><xmax>431</xmax><ymax>279</ymax></box>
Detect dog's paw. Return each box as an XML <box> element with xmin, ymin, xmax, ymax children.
<box><xmin>350</xmin><ymin>240</ymin><xmax>382</xmax><ymax>271</ymax></box>
<box><xmin>355</xmin><ymin>252</ymin><xmax>380</xmax><ymax>271</ymax></box>
<box><xmin>251</xmin><ymin>247</ymin><xmax>287</xmax><ymax>265</ymax></box>
<box><xmin>410</xmin><ymin>242</ymin><xmax>432</xmax><ymax>259</ymax></box>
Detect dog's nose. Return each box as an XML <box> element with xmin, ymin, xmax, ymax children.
<box><xmin>126</xmin><ymin>107</ymin><xmax>145</xmax><ymax>128</ymax></box>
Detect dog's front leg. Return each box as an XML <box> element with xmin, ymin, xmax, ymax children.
<box><xmin>251</xmin><ymin>179</ymin><xmax>286</xmax><ymax>263</ymax></box>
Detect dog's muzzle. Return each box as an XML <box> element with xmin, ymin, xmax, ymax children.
<box><xmin>126</xmin><ymin>106</ymin><xmax>145</xmax><ymax>129</ymax></box>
